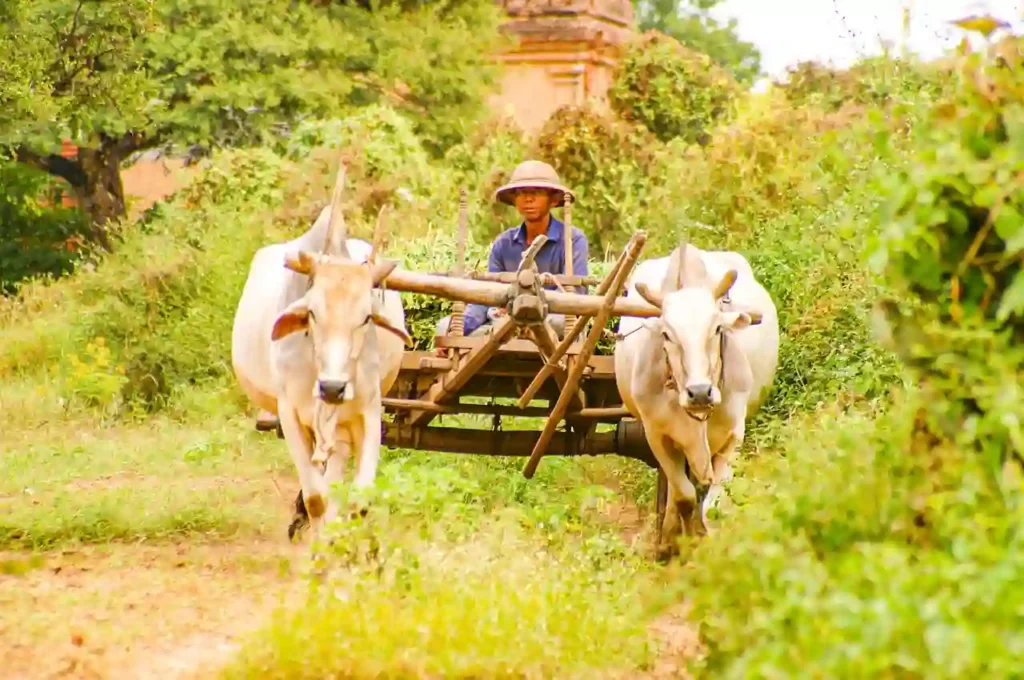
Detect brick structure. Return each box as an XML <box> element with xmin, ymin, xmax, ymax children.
<box><xmin>491</xmin><ymin>0</ymin><xmax>637</xmax><ymax>134</ymax></box>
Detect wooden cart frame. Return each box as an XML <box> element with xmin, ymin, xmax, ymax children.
<box><xmin>377</xmin><ymin>189</ymin><xmax>671</xmax><ymax>535</ymax></box>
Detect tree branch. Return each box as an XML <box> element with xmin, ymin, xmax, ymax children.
<box><xmin>13</xmin><ymin>146</ymin><xmax>86</xmax><ymax>187</ymax></box>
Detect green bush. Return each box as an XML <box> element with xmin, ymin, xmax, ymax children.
<box><xmin>0</xmin><ymin>160</ymin><xmax>89</xmax><ymax>294</ymax></box>
<box><xmin>780</xmin><ymin>56</ymin><xmax>945</xmax><ymax>113</ymax></box>
<box><xmin>871</xmin><ymin>35</ymin><xmax>1024</xmax><ymax>464</ymax></box>
<box><xmin>682</xmin><ymin>392</ymin><xmax>1024</xmax><ymax>678</ymax></box>
<box><xmin>608</xmin><ymin>30</ymin><xmax>738</xmax><ymax>144</ymax></box>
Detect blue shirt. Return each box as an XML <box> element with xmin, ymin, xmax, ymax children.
<box><xmin>463</xmin><ymin>216</ymin><xmax>589</xmax><ymax>336</ymax></box>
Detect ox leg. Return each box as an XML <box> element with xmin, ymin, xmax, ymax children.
<box><xmin>712</xmin><ymin>396</ymin><xmax>748</xmax><ymax>485</ymax></box>
<box><xmin>353</xmin><ymin>409</ymin><xmax>382</xmax><ymax>489</ymax></box>
<box><xmin>321</xmin><ymin>435</ymin><xmax>353</xmax><ymax>525</ymax></box>
<box><xmin>643</xmin><ymin>431</ymin><xmax>699</xmax><ymax>561</ymax></box>
<box><xmin>278</xmin><ymin>403</ymin><xmax>330</xmax><ymax>533</ymax></box>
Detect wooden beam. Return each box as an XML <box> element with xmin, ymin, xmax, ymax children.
<box><xmin>439</xmin><ymin>271</ymin><xmax>602</xmax><ymax>287</ymax></box>
<box><xmin>381</xmin><ymin>269</ymin><xmax>660</xmax><ymax>318</ymax></box>
<box><xmin>407</xmin><ymin>315</ymin><xmax>519</xmax><ymax>427</ymax></box>
<box><xmin>565</xmin><ymin>407</ymin><xmax>631</xmax><ymax>421</ymax></box>
<box><xmin>527</xmin><ymin>322</ymin><xmax>582</xmax><ymax>409</ymax></box>
<box><xmin>522</xmin><ymin>232</ymin><xmax>646</xmax><ymax>479</ymax></box>
<box><xmin>382</xmin><ymin>424</ymin><xmax>657</xmax><ymax>468</ymax></box>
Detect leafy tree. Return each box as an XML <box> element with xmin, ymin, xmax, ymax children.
<box><xmin>632</xmin><ymin>0</ymin><xmax>761</xmax><ymax>84</ymax></box>
<box><xmin>0</xmin><ymin>0</ymin><xmax>503</xmax><ymax>248</ymax></box>
<box><xmin>608</xmin><ymin>31</ymin><xmax>737</xmax><ymax>144</ymax></box>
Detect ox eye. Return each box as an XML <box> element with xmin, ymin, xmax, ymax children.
<box><xmin>662</xmin><ymin>331</ymin><xmax>671</xmax><ymax>342</ymax></box>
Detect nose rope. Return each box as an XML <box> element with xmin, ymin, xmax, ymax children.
<box><xmin>311</xmin><ymin>313</ymin><xmax>376</xmax><ymax>466</ymax></box>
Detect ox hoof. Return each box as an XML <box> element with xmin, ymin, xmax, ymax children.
<box><xmin>287</xmin><ymin>513</ymin><xmax>309</xmax><ymax>541</ymax></box>
<box><xmin>288</xmin><ymin>490</ymin><xmax>310</xmax><ymax>541</ymax></box>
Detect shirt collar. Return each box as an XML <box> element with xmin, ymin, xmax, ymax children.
<box><xmin>512</xmin><ymin>216</ymin><xmax>564</xmax><ymax>245</ymax></box>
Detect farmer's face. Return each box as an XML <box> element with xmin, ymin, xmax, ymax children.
<box><xmin>513</xmin><ymin>188</ymin><xmax>556</xmax><ymax>222</ymax></box>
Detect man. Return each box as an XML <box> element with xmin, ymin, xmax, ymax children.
<box><xmin>437</xmin><ymin>159</ymin><xmax>589</xmax><ymax>338</ymax></box>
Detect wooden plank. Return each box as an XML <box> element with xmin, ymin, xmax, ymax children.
<box><xmin>433</xmin><ymin>336</ymin><xmax>579</xmax><ymax>355</ymax></box>
<box><xmin>407</xmin><ymin>315</ymin><xmax>519</xmax><ymax>427</ymax></box>
<box><xmin>522</xmin><ymin>231</ymin><xmax>647</xmax><ymax>479</ymax></box>
<box><xmin>398</xmin><ymin>351</ymin><xmax>617</xmax><ymax>381</ymax></box>
<box><xmin>383</xmin><ymin>398</ymin><xmax>551</xmax><ymax>417</ymax></box>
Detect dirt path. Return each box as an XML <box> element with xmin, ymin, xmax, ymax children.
<box><xmin>1</xmin><ymin>481</ymin><xmax>703</xmax><ymax>680</ymax></box>
<box><xmin>0</xmin><ymin>539</ymin><xmax>307</xmax><ymax>680</ymax></box>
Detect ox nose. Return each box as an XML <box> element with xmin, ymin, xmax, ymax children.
<box><xmin>318</xmin><ymin>379</ymin><xmax>348</xmax><ymax>404</ymax></box>
<box><xmin>685</xmin><ymin>383</ymin><xmax>714</xmax><ymax>406</ymax></box>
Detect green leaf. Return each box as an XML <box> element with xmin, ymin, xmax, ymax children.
<box><xmin>997</xmin><ymin>272</ymin><xmax>1024</xmax><ymax>322</ymax></box>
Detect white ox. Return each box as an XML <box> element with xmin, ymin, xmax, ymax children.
<box><xmin>231</xmin><ymin>194</ymin><xmax>410</xmax><ymax>538</ymax></box>
<box><xmin>614</xmin><ymin>242</ymin><xmax>779</xmax><ymax>557</ymax></box>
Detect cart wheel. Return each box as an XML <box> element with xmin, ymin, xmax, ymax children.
<box><xmin>654</xmin><ymin>466</ymin><xmax>668</xmax><ymax>544</ymax></box>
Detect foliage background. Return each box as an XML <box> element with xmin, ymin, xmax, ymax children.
<box><xmin>2</xmin><ymin>2</ymin><xmax>1023</xmax><ymax>676</ymax></box>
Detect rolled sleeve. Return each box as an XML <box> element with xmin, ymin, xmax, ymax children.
<box><xmin>463</xmin><ymin>234</ymin><xmax>506</xmax><ymax>335</ymax></box>
<box><xmin>571</xmin><ymin>229</ymin><xmax>589</xmax><ymax>294</ymax></box>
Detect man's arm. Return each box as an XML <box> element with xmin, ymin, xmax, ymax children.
<box><xmin>571</xmin><ymin>228</ymin><xmax>589</xmax><ymax>295</ymax></box>
<box><xmin>463</xmin><ymin>234</ymin><xmax>506</xmax><ymax>335</ymax></box>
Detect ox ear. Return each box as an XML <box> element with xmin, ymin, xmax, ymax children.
<box><xmin>271</xmin><ymin>299</ymin><xmax>310</xmax><ymax>340</ymax></box>
<box><xmin>284</xmin><ymin>251</ymin><xmax>316</xmax><ymax>276</ymax></box>
<box><xmin>722</xmin><ymin>311</ymin><xmax>752</xmax><ymax>331</ymax></box>
<box><xmin>713</xmin><ymin>269</ymin><xmax>738</xmax><ymax>300</ymax></box>
<box><xmin>371</xmin><ymin>313</ymin><xmax>413</xmax><ymax>347</ymax></box>
<box><xmin>369</xmin><ymin>259</ymin><xmax>398</xmax><ymax>287</ymax></box>
<box><xmin>634</xmin><ymin>282</ymin><xmax>664</xmax><ymax>309</ymax></box>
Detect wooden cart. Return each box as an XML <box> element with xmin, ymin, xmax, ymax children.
<box><xmin>377</xmin><ymin>190</ymin><xmax>670</xmax><ymax>537</ymax></box>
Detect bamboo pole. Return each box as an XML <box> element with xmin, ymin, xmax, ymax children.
<box><xmin>516</xmin><ymin>232</ymin><xmax>645</xmax><ymax>409</ymax></box>
<box><xmin>562</xmin><ymin>192</ymin><xmax>577</xmax><ymax>339</ymax></box>
<box><xmin>449</xmin><ymin>188</ymin><xmax>468</xmax><ymax>336</ymax></box>
<box><xmin>521</xmin><ymin>232</ymin><xmax>645</xmax><ymax>479</ymax></box>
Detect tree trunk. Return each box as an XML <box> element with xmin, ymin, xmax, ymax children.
<box><xmin>72</xmin><ymin>145</ymin><xmax>126</xmax><ymax>251</ymax></box>
<box><xmin>15</xmin><ymin>132</ymin><xmax>148</xmax><ymax>253</ymax></box>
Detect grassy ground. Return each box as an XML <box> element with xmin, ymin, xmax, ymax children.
<box><xmin>0</xmin><ymin>380</ymin><xmax>703</xmax><ymax>678</ymax></box>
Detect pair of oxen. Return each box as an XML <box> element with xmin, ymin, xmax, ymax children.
<box><xmin>231</xmin><ymin>196</ymin><xmax>778</xmax><ymax>558</ymax></box>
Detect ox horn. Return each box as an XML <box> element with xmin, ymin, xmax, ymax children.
<box><xmin>369</xmin><ymin>204</ymin><xmax>389</xmax><ymax>264</ymax></box>
<box><xmin>661</xmin><ymin>242</ymin><xmax>686</xmax><ymax>294</ymax></box>
<box><xmin>713</xmin><ymin>269</ymin><xmax>738</xmax><ymax>300</ymax></box>
<box><xmin>634</xmin><ymin>282</ymin><xmax>664</xmax><ymax>309</ymax></box>
<box><xmin>324</xmin><ymin>156</ymin><xmax>351</xmax><ymax>259</ymax></box>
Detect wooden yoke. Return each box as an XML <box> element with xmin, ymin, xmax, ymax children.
<box><xmin>522</xmin><ymin>231</ymin><xmax>647</xmax><ymax>479</ymax></box>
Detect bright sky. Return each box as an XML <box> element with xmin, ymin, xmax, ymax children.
<box><xmin>712</xmin><ymin>0</ymin><xmax>1024</xmax><ymax>82</ymax></box>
